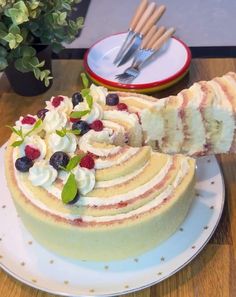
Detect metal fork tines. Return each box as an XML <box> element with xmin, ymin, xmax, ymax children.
<box><xmin>116</xmin><ymin>27</ymin><xmax>175</xmax><ymax>83</ymax></box>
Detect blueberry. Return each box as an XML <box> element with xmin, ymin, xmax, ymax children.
<box><xmin>67</xmin><ymin>191</ymin><xmax>80</xmax><ymax>205</ymax></box>
<box><xmin>15</xmin><ymin>156</ymin><xmax>33</xmax><ymax>172</ymax></box>
<box><xmin>106</xmin><ymin>93</ymin><xmax>119</xmax><ymax>106</ymax></box>
<box><xmin>72</xmin><ymin>92</ymin><xmax>83</xmax><ymax>107</ymax></box>
<box><xmin>72</xmin><ymin>120</ymin><xmax>90</xmax><ymax>135</ymax></box>
<box><xmin>37</xmin><ymin>108</ymin><xmax>49</xmax><ymax>120</ymax></box>
<box><xmin>49</xmin><ymin>152</ymin><xmax>69</xmax><ymax>170</ymax></box>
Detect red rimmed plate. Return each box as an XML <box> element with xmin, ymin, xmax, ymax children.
<box><xmin>84</xmin><ymin>33</ymin><xmax>192</xmax><ymax>93</ymax></box>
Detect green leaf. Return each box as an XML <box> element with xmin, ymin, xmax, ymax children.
<box><xmin>69</xmin><ymin>129</ymin><xmax>81</xmax><ymax>135</ymax></box>
<box><xmin>0</xmin><ymin>46</ymin><xmax>8</xmax><ymax>58</ymax></box>
<box><xmin>70</xmin><ymin>110</ymin><xmax>90</xmax><ymax>119</ymax></box>
<box><xmin>9</xmin><ymin>24</ymin><xmax>20</xmax><ymax>35</ymax></box>
<box><xmin>15</xmin><ymin>58</ymin><xmax>30</xmax><ymax>73</ymax></box>
<box><xmin>33</xmin><ymin>67</ymin><xmax>41</xmax><ymax>79</ymax></box>
<box><xmin>86</xmin><ymin>94</ymin><xmax>93</xmax><ymax>110</ymax></box>
<box><xmin>81</xmin><ymin>73</ymin><xmax>89</xmax><ymax>89</ymax></box>
<box><xmin>12</xmin><ymin>140</ymin><xmax>24</xmax><ymax>147</ymax></box>
<box><xmin>6</xmin><ymin>125</ymin><xmax>21</xmax><ymax>136</ymax></box>
<box><xmin>61</xmin><ymin>173</ymin><xmax>78</xmax><ymax>204</ymax></box>
<box><xmin>56</xmin><ymin>129</ymin><xmax>66</xmax><ymax>137</ymax></box>
<box><xmin>66</xmin><ymin>155</ymin><xmax>83</xmax><ymax>172</ymax></box>
<box><xmin>20</xmin><ymin>46</ymin><xmax>36</xmax><ymax>57</ymax></box>
<box><xmin>25</xmin><ymin>119</ymin><xmax>42</xmax><ymax>137</ymax></box>
<box><xmin>0</xmin><ymin>57</ymin><xmax>8</xmax><ymax>71</ymax></box>
<box><xmin>81</xmin><ymin>88</ymin><xmax>90</xmax><ymax>97</ymax></box>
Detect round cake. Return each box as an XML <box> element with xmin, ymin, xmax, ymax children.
<box><xmin>5</xmin><ymin>82</ymin><xmax>196</xmax><ymax>261</ymax></box>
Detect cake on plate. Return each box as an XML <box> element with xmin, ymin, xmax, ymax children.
<box><xmin>5</xmin><ymin>72</ymin><xmax>235</xmax><ymax>261</ymax></box>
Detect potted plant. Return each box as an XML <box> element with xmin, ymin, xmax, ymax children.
<box><xmin>0</xmin><ymin>0</ymin><xmax>83</xmax><ymax>96</ymax></box>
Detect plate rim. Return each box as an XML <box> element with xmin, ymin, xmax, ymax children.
<box><xmin>83</xmin><ymin>32</ymin><xmax>192</xmax><ymax>90</ymax></box>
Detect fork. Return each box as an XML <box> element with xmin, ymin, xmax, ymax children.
<box><xmin>115</xmin><ymin>27</ymin><xmax>175</xmax><ymax>83</ymax></box>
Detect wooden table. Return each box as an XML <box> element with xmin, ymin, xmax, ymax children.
<box><xmin>0</xmin><ymin>59</ymin><xmax>236</xmax><ymax>297</ymax></box>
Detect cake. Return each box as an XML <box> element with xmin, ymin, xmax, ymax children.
<box><xmin>9</xmin><ymin>72</ymin><xmax>236</xmax><ymax>261</ymax></box>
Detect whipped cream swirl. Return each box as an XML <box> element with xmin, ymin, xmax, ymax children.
<box><xmin>73</xmin><ymin>167</ymin><xmax>95</xmax><ymax>195</ymax></box>
<box><xmin>47</xmin><ymin>133</ymin><xmax>77</xmax><ymax>153</ymax></box>
<box><xmin>19</xmin><ymin>135</ymin><xmax>47</xmax><ymax>160</ymax></box>
<box><xmin>43</xmin><ymin>110</ymin><xmax>68</xmax><ymax>133</ymax></box>
<box><xmin>15</xmin><ymin>114</ymin><xmax>41</xmax><ymax>134</ymax></box>
<box><xmin>46</xmin><ymin>95</ymin><xmax>73</xmax><ymax>115</ymax></box>
<box><xmin>79</xmin><ymin>129</ymin><xmax>120</xmax><ymax>157</ymax></box>
<box><xmin>90</xmin><ymin>84</ymin><xmax>108</xmax><ymax>105</ymax></box>
<box><xmin>29</xmin><ymin>160</ymin><xmax>58</xmax><ymax>187</ymax></box>
<box><xmin>73</xmin><ymin>102</ymin><xmax>103</xmax><ymax>124</ymax></box>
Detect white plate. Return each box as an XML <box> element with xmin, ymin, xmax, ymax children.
<box><xmin>0</xmin><ymin>144</ymin><xmax>224</xmax><ymax>297</ymax></box>
<box><xmin>84</xmin><ymin>33</ymin><xmax>191</xmax><ymax>90</ymax></box>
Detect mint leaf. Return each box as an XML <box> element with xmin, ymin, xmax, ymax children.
<box><xmin>6</xmin><ymin>125</ymin><xmax>21</xmax><ymax>136</ymax></box>
<box><xmin>69</xmin><ymin>129</ymin><xmax>81</xmax><ymax>135</ymax></box>
<box><xmin>25</xmin><ymin>119</ymin><xmax>42</xmax><ymax>137</ymax></box>
<box><xmin>81</xmin><ymin>73</ymin><xmax>89</xmax><ymax>89</ymax></box>
<box><xmin>56</xmin><ymin>129</ymin><xmax>66</xmax><ymax>137</ymax></box>
<box><xmin>86</xmin><ymin>94</ymin><xmax>93</xmax><ymax>110</ymax></box>
<box><xmin>81</xmin><ymin>88</ymin><xmax>90</xmax><ymax>97</ymax></box>
<box><xmin>66</xmin><ymin>155</ymin><xmax>83</xmax><ymax>171</ymax></box>
<box><xmin>12</xmin><ymin>140</ymin><xmax>24</xmax><ymax>147</ymax></box>
<box><xmin>61</xmin><ymin>173</ymin><xmax>78</xmax><ymax>204</ymax></box>
<box><xmin>70</xmin><ymin>110</ymin><xmax>90</xmax><ymax>119</ymax></box>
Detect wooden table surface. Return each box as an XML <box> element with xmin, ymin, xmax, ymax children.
<box><xmin>0</xmin><ymin>59</ymin><xmax>236</xmax><ymax>297</ymax></box>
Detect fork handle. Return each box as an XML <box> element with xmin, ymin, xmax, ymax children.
<box><xmin>134</xmin><ymin>2</ymin><xmax>156</xmax><ymax>34</ymax></box>
<box><xmin>147</xmin><ymin>26</ymin><xmax>166</xmax><ymax>49</ymax></box>
<box><xmin>140</xmin><ymin>5</ymin><xmax>166</xmax><ymax>36</ymax></box>
<box><xmin>129</xmin><ymin>0</ymin><xmax>148</xmax><ymax>31</ymax></box>
<box><xmin>141</xmin><ymin>26</ymin><xmax>158</xmax><ymax>49</ymax></box>
<box><xmin>152</xmin><ymin>27</ymin><xmax>175</xmax><ymax>50</ymax></box>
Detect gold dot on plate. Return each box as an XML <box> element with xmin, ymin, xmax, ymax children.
<box><xmin>179</xmin><ymin>227</ymin><xmax>184</xmax><ymax>232</ymax></box>
<box><xmin>2</xmin><ymin>205</ymin><xmax>6</xmax><ymax>209</ymax></box>
<box><xmin>207</xmin><ymin>159</ymin><xmax>211</xmax><ymax>163</ymax></box>
<box><xmin>204</xmin><ymin>226</ymin><xmax>209</xmax><ymax>230</ymax></box>
<box><xmin>32</xmin><ymin>279</ymin><xmax>37</xmax><ymax>283</ymax></box>
<box><xmin>210</xmin><ymin>205</ymin><xmax>214</xmax><ymax>210</ymax></box>
<box><xmin>28</xmin><ymin>241</ymin><xmax>33</xmax><ymax>245</ymax></box>
<box><xmin>89</xmin><ymin>289</ymin><xmax>95</xmax><ymax>293</ymax></box>
<box><xmin>104</xmin><ymin>265</ymin><xmax>109</xmax><ymax>270</ymax></box>
<box><xmin>124</xmin><ymin>285</ymin><xmax>129</xmax><ymax>289</ymax></box>
<box><xmin>211</xmin><ymin>181</ymin><xmax>215</xmax><ymax>185</ymax></box>
<box><xmin>20</xmin><ymin>262</ymin><xmax>25</xmax><ymax>266</ymax></box>
<box><xmin>0</xmin><ymin>255</ymin><xmax>3</xmax><ymax>259</ymax></box>
<box><xmin>196</xmin><ymin>193</ymin><xmax>200</xmax><ymax>197</ymax></box>
<box><xmin>160</xmin><ymin>257</ymin><xmax>165</xmax><ymax>262</ymax></box>
<box><xmin>157</xmin><ymin>272</ymin><xmax>162</xmax><ymax>276</ymax></box>
<box><xmin>49</xmin><ymin>260</ymin><xmax>54</xmax><ymax>264</ymax></box>
<box><xmin>134</xmin><ymin>258</ymin><xmax>139</xmax><ymax>262</ymax></box>
<box><xmin>64</xmin><ymin>281</ymin><xmax>69</xmax><ymax>285</ymax></box>
<box><xmin>192</xmin><ymin>245</ymin><xmax>196</xmax><ymax>249</ymax></box>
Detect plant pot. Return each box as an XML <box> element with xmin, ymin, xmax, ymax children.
<box><xmin>5</xmin><ymin>45</ymin><xmax>53</xmax><ymax>96</ymax></box>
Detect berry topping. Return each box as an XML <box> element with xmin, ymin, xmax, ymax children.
<box><xmin>15</xmin><ymin>156</ymin><xmax>33</xmax><ymax>172</ymax></box>
<box><xmin>21</xmin><ymin>116</ymin><xmax>36</xmax><ymax>125</ymax></box>
<box><xmin>72</xmin><ymin>120</ymin><xmax>90</xmax><ymax>135</ymax></box>
<box><xmin>106</xmin><ymin>93</ymin><xmax>119</xmax><ymax>106</ymax></box>
<box><xmin>25</xmin><ymin>145</ymin><xmax>41</xmax><ymax>160</ymax></box>
<box><xmin>37</xmin><ymin>108</ymin><xmax>49</xmax><ymax>120</ymax></box>
<box><xmin>67</xmin><ymin>191</ymin><xmax>80</xmax><ymax>205</ymax></box>
<box><xmin>49</xmin><ymin>151</ymin><xmax>70</xmax><ymax>170</ymax></box>
<box><xmin>89</xmin><ymin>120</ymin><xmax>103</xmax><ymax>131</ymax></box>
<box><xmin>52</xmin><ymin>96</ymin><xmax>64</xmax><ymax>107</ymax></box>
<box><xmin>72</xmin><ymin>92</ymin><xmax>83</xmax><ymax>107</ymax></box>
<box><xmin>70</xmin><ymin>117</ymin><xmax>80</xmax><ymax>123</ymax></box>
<box><xmin>135</xmin><ymin>112</ymin><xmax>141</xmax><ymax>124</ymax></box>
<box><xmin>117</xmin><ymin>103</ymin><xmax>128</xmax><ymax>111</ymax></box>
<box><xmin>80</xmin><ymin>154</ymin><xmax>95</xmax><ymax>169</ymax></box>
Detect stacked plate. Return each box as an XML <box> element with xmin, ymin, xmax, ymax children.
<box><xmin>84</xmin><ymin>32</ymin><xmax>192</xmax><ymax>93</ymax></box>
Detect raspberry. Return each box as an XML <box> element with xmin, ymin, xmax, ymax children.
<box><xmin>89</xmin><ymin>120</ymin><xmax>103</xmax><ymax>131</ymax></box>
<box><xmin>25</xmin><ymin>145</ymin><xmax>41</xmax><ymax>160</ymax></box>
<box><xmin>80</xmin><ymin>154</ymin><xmax>95</xmax><ymax>169</ymax></box>
<box><xmin>117</xmin><ymin>103</ymin><xmax>128</xmax><ymax>111</ymax></box>
<box><xmin>70</xmin><ymin>117</ymin><xmax>80</xmax><ymax>123</ymax></box>
<box><xmin>21</xmin><ymin>116</ymin><xmax>36</xmax><ymax>125</ymax></box>
<box><xmin>52</xmin><ymin>96</ymin><xmax>64</xmax><ymax>107</ymax></box>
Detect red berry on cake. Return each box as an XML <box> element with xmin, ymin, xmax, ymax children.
<box><xmin>89</xmin><ymin>120</ymin><xmax>104</xmax><ymax>131</ymax></box>
<box><xmin>24</xmin><ymin>145</ymin><xmax>41</xmax><ymax>160</ymax></box>
<box><xmin>80</xmin><ymin>154</ymin><xmax>95</xmax><ymax>169</ymax></box>
<box><xmin>117</xmin><ymin>103</ymin><xmax>128</xmax><ymax>111</ymax></box>
<box><xmin>52</xmin><ymin>96</ymin><xmax>64</xmax><ymax>107</ymax></box>
<box><xmin>21</xmin><ymin>115</ymin><xmax>36</xmax><ymax>125</ymax></box>
<box><xmin>70</xmin><ymin>117</ymin><xmax>80</xmax><ymax>123</ymax></box>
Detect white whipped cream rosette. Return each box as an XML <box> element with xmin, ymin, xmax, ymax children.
<box><xmin>79</xmin><ymin>129</ymin><xmax>121</xmax><ymax>157</ymax></box>
<box><xmin>89</xmin><ymin>84</ymin><xmax>108</xmax><ymax>105</ymax></box>
<box><xmin>72</xmin><ymin>167</ymin><xmax>95</xmax><ymax>196</ymax></box>
<box><xmin>19</xmin><ymin>135</ymin><xmax>47</xmax><ymax>160</ymax></box>
<box><xmin>15</xmin><ymin>114</ymin><xmax>42</xmax><ymax>134</ymax></box>
<box><xmin>47</xmin><ymin>133</ymin><xmax>77</xmax><ymax>154</ymax></box>
<box><xmin>46</xmin><ymin>95</ymin><xmax>73</xmax><ymax>115</ymax></box>
<box><xmin>29</xmin><ymin>160</ymin><xmax>58</xmax><ymax>187</ymax></box>
<box><xmin>73</xmin><ymin>102</ymin><xmax>103</xmax><ymax>124</ymax></box>
<box><xmin>43</xmin><ymin>110</ymin><xmax>68</xmax><ymax>133</ymax></box>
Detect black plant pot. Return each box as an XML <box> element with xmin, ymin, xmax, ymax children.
<box><xmin>5</xmin><ymin>45</ymin><xmax>53</xmax><ymax>96</ymax></box>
